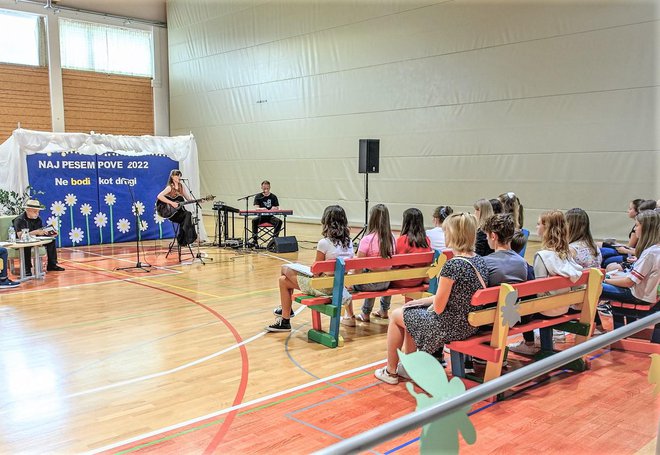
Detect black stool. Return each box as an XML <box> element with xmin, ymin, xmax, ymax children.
<box><xmin>255</xmin><ymin>222</ymin><xmax>276</xmax><ymax>248</ymax></box>
<box><xmin>166</xmin><ymin>222</ymin><xmax>194</xmax><ymax>262</ymax></box>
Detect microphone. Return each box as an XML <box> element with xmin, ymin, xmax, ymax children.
<box><xmin>180</xmin><ymin>178</ymin><xmax>189</xmax><ymax>181</ymax></box>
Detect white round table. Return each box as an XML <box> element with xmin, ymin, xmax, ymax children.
<box><xmin>5</xmin><ymin>238</ymin><xmax>55</xmax><ymax>282</ymax></box>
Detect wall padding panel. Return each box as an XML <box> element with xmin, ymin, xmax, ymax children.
<box><xmin>62</xmin><ymin>69</ymin><xmax>154</xmax><ymax>136</ymax></box>
<box><xmin>168</xmin><ymin>0</ymin><xmax>659</xmax><ymax>239</ymax></box>
<box><xmin>0</xmin><ymin>63</ymin><xmax>52</xmax><ymax>142</ymax></box>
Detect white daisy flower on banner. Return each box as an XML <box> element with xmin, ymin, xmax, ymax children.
<box><xmin>104</xmin><ymin>193</ymin><xmax>116</xmax><ymax>206</ymax></box>
<box><xmin>154</xmin><ymin>212</ymin><xmax>165</xmax><ymax>224</ymax></box>
<box><xmin>69</xmin><ymin>227</ymin><xmax>84</xmax><ymax>244</ymax></box>
<box><xmin>80</xmin><ymin>203</ymin><xmax>92</xmax><ymax>216</ymax></box>
<box><xmin>94</xmin><ymin>212</ymin><xmax>108</xmax><ymax>228</ymax></box>
<box><xmin>46</xmin><ymin>216</ymin><xmax>59</xmax><ymax>228</ymax></box>
<box><xmin>140</xmin><ymin>220</ymin><xmax>148</xmax><ymax>232</ymax></box>
<box><xmin>64</xmin><ymin>193</ymin><xmax>77</xmax><ymax>206</ymax></box>
<box><xmin>51</xmin><ymin>201</ymin><xmax>66</xmax><ymax>217</ymax></box>
<box><xmin>132</xmin><ymin>201</ymin><xmax>145</xmax><ymax>216</ymax></box>
<box><xmin>117</xmin><ymin>218</ymin><xmax>131</xmax><ymax>233</ymax></box>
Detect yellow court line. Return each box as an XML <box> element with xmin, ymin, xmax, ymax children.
<box><xmin>69</xmin><ymin>257</ymin><xmax>279</xmax><ymax>303</ymax></box>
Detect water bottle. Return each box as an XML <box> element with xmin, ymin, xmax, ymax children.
<box><xmin>8</xmin><ymin>225</ymin><xmax>16</xmax><ymax>243</ymax></box>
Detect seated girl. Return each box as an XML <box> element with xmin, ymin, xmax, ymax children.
<box><xmin>426</xmin><ymin>205</ymin><xmax>453</xmax><ymax>251</ymax></box>
<box><xmin>533</xmin><ymin>210</ymin><xmax>583</xmax><ymax>316</ymax></box>
<box><xmin>374</xmin><ymin>213</ymin><xmax>488</xmax><ymax>384</ymax></box>
<box><xmin>376</xmin><ymin>208</ymin><xmax>432</xmax><ymax>319</ymax></box>
<box><xmin>498</xmin><ymin>192</ymin><xmax>524</xmax><ymax>230</ymax></box>
<box><xmin>601</xmin><ymin>210</ymin><xmax>660</xmax><ymax>341</ymax></box>
<box><xmin>566</xmin><ymin>208</ymin><xmax>602</xmax><ymax>268</ymax></box>
<box><xmin>474</xmin><ymin>198</ymin><xmax>494</xmax><ymax>256</ymax></box>
<box><xmin>266</xmin><ymin>205</ymin><xmax>354</xmax><ymax>332</ymax></box>
<box><xmin>345</xmin><ymin>204</ymin><xmax>396</xmax><ymax>325</ymax></box>
<box><xmin>601</xmin><ymin>198</ymin><xmax>644</xmax><ymax>267</ymax></box>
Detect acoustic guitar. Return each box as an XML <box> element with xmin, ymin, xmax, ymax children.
<box><xmin>156</xmin><ymin>194</ymin><xmax>215</xmax><ymax>219</ymax></box>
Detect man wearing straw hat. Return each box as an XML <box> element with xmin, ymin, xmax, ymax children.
<box><xmin>13</xmin><ymin>199</ymin><xmax>65</xmax><ymax>275</ymax></box>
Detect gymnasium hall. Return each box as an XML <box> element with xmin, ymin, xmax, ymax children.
<box><xmin>0</xmin><ymin>1</ymin><xmax>658</xmax><ymax>453</ymax></box>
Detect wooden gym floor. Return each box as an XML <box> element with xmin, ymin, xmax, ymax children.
<box><xmin>0</xmin><ymin>217</ymin><xmax>657</xmax><ymax>454</ymax></box>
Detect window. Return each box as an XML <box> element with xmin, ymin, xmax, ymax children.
<box><xmin>0</xmin><ymin>10</ymin><xmax>41</xmax><ymax>66</ymax></box>
<box><xmin>59</xmin><ymin>19</ymin><xmax>153</xmax><ymax>77</ymax></box>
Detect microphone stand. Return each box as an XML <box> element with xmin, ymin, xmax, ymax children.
<box><xmin>182</xmin><ymin>179</ymin><xmax>212</xmax><ymax>265</ymax></box>
<box><xmin>237</xmin><ymin>193</ymin><xmax>259</xmax><ymax>250</ymax></box>
<box><xmin>116</xmin><ymin>184</ymin><xmax>152</xmax><ymax>272</ymax></box>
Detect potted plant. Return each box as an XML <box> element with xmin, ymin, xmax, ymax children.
<box><xmin>0</xmin><ymin>186</ymin><xmax>44</xmax><ymax>216</ymax></box>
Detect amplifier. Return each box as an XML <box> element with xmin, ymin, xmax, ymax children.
<box><xmin>267</xmin><ymin>236</ymin><xmax>298</xmax><ymax>253</ymax></box>
<box><xmin>225</xmin><ymin>238</ymin><xmax>242</xmax><ymax>248</ymax></box>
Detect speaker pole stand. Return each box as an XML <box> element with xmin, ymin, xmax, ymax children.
<box><xmin>352</xmin><ymin>171</ymin><xmax>369</xmax><ymax>244</ymax></box>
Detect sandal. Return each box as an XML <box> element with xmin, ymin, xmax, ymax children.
<box><xmin>372</xmin><ymin>310</ymin><xmax>389</xmax><ymax>319</ymax></box>
<box><xmin>355</xmin><ymin>313</ymin><xmax>370</xmax><ymax>323</ymax></box>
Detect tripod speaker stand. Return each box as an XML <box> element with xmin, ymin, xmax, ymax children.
<box><xmin>353</xmin><ymin>139</ymin><xmax>380</xmax><ymax>243</ymax></box>
<box><xmin>116</xmin><ymin>185</ymin><xmax>152</xmax><ymax>272</ymax></box>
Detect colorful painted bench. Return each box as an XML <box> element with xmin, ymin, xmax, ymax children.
<box><xmin>609</xmin><ymin>297</ymin><xmax>659</xmax><ymax>354</ymax></box>
<box><xmin>446</xmin><ymin>268</ymin><xmax>604</xmax><ymax>384</ymax></box>
<box><xmin>292</xmin><ymin>250</ymin><xmax>449</xmax><ymax>348</ymax></box>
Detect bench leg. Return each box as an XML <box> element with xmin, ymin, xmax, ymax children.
<box><xmin>612</xmin><ymin>313</ymin><xmax>626</xmax><ymax>329</ymax></box>
<box><xmin>539</xmin><ymin>328</ymin><xmax>554</xmax><ymax>352</ymax></box>
<box><xmin>450</xmin><ymin>351</ymin><xmax>465</xmax><ymax>378</ymax></box>
<box><xmin>484</xmin><ymin>360</ymin><xmax>505</xmax><ymax>383</ymax></box>
<box><xmin>652</xmin><ymin>323</ymin><xmax>660</xmax><ymax>344</ymax></box>
<box><xmin>311</xmin><ymin>310</ymin><xmax>322</xmax><ymax>331</ymax></box>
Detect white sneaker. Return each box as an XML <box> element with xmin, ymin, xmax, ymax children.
<box><xmin>396</xmin><ymin>362</ymin><xmax>411</xmax><ymax>380</ymax></box>
<box><xmin>553</xmin><ymin>331</ymin><xmax>566</xmax><ymax>343</ymax></box>
<box><xmin>375</xmin><ymin>366</ymin><xmax>399</xmax><ymax>385</ymax></box>
<box><xmin>340</xmin><ymin>316</ymin><xmax>356</xmax><ymax>327</ymax></box>
<box><xmin>509</xmin><ymin>341</ymin><xmax>539</xmax><ymax>356</ymax></box>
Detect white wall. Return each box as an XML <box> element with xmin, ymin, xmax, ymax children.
<box><xmin>168</xmin><ymin>0</ymin><xmax>659</xmax><ymax>239</ymax></box>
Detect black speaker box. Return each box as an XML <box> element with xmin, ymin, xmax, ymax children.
<box><xmin>268</xmin><ymin>236</ymin><xmax>299</xmax><ymax>253</ymax></box>
<box><xmin>358</xmin><ymin>139</ymin><xmax>380</xmax><ymax>174</ymax></box>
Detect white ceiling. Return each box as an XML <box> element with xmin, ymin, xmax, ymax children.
<box><xmin>54</xmin><ymin>0</ymin><xmax>166</xmax><ymax>23</ymax></box>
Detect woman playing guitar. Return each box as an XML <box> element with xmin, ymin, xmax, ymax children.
<box><xmin>156</xmin><ymin>169</ymin><xmax>197</xmax><ymax>246</ymax></box>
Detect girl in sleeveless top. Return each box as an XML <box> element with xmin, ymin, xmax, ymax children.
<box><xmin>156</xmin><ymin>169</ymin><xmax>197</xmax><ymax>246</ymax></box>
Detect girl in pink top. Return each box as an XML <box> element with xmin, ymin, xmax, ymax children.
<box><xmin>343</xmin><ymin>204</ymin><xmax>395</xmax><ymax>326</ymax></box>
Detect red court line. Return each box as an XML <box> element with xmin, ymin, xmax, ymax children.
<box><xmin>69</xmin><ymin>266</ymin><xmax>251</xmax><ymax>452</ymax></box>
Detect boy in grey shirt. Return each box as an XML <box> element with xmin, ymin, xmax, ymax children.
<box><xmin>482</xmin><ymin>214</ymin><xmax>528</xmax><ymax>286</ymax></box>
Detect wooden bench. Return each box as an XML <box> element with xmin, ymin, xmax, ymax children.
<box><xmin>446</xmin><ymin>268</ymin><xmax>603</xmax><ymax>385</ymax></box>
<box><xmin>292</xmin><ymin>250</ymin><xmax>450</xmax><ymax>348</ymax></box>
<box><xmin>609</xmin><ymin>299</ymin><xmax>659</xmax><ymax>354</ymax></box>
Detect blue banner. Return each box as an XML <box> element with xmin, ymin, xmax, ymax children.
<box><xmin>26</xmin><ymin>152</ymin><xmax>177</xmax><ymax>247</ymax></box>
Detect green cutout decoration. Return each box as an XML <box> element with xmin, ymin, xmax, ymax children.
<box><xmin>649</xmin><ymin>353</ymin><xmax>660</xmax><ymax>396</ymax></box>
<box><xmin>500</xmin><ymin>290</ymin><xmax>521</xmax><ymax>327</ymax></box>
<box><xmin>400</xmin><ymin>350</ymin><xmax>477</xmax><ymax>454</ymax></box>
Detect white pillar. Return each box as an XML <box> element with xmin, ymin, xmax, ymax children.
<box><xmin>152</xmin><ymin>26</ymin><xmax>170</xmax><ymax>136</ymax></box>
<box><xmin>45</xmin><ymin>14</ymin><xmax>65</xmax><ymax>132</ymax></box>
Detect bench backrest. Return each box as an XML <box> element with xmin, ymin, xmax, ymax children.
<box><xmin>468</xmin><ymin>268</ymin><xmax>603</xmax><ymax>327</ymax></box>
<box><xmin>309</xmin><ymin>250</ymin><xmax>451</xmax><ymax>290</ymax></box>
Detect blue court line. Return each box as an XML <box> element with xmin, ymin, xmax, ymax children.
<box><xmin>284</xmin><ymin>320</ymin><xmax>352</xmax><ymax>392</ymax></box>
